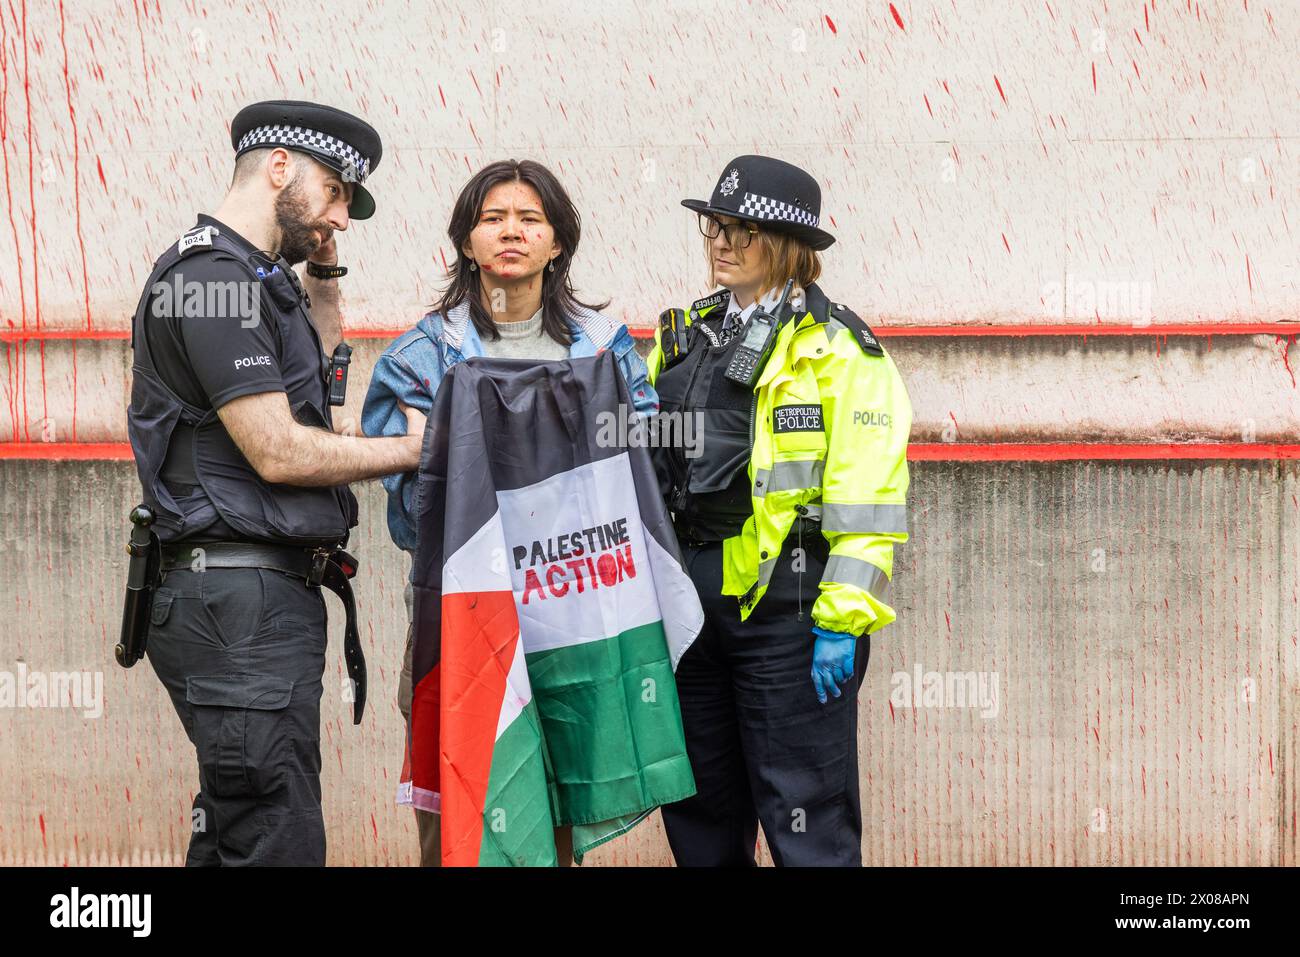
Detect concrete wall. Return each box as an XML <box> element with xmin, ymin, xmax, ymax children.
<box><xmin>4</xmin><ymin>458</ymin><xmax>1296</xmax><ymax>866</ymax></box>
<box><xmin>1</xmin><ymin>0</ymin><xmax>1298</xmax><ymax>865</ymax></box>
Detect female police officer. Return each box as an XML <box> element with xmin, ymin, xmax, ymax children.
<box><xmin>646</xmin><ymin>155</ymin><xmax>912</xmax><ymax>866</ymax></box>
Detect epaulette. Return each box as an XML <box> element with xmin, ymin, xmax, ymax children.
<box><xmin>824</xmin><ymin>301</ymin><xmax>884</xmax><ymax>357</ymax></box>
<box><xmin>176</xmin><ymin>224</ymin><xmax>219</xmax><ymax>257</ymax></box>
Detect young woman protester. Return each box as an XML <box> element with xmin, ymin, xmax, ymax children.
<box><xmin>363</xmin><ymin>159</ymin><xmax>657</xmax><ymax>866</ymax></box>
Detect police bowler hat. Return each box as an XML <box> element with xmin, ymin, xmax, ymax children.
<box><xmin>682</xmin><ymin>154</ymin><xmax>835</xmax><ymax>251</ymax></box>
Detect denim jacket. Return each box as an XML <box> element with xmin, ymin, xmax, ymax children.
<box><xmin>362</xmin><ymin>300</ymin><xmax>658</xmax><ymax>554</ymax></box>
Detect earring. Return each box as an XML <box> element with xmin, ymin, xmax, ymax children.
<box><xmin>469</xmin><ymin>261</ymin><xmax>478</xmax><ymax>272</ymax></box>
<box><xmin>547</xmin><ymin>259</ymin><xmax>556</xmax><ymax>273</ymax></box>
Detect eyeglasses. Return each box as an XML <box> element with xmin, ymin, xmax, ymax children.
<box><xmin>698</xmin><ymin>214</ymin><xmax>758</xmax><ymax>249</ymax></box>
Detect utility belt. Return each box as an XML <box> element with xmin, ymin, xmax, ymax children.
<box><xmin>677</xmin><ymin>508</ymin><xmax>824</xmax><ymax>552</ymax></box>
<box><xmin>117</xmin><ymin>506</ymin><xmax>368</xmax><ymax>724</ymax></box>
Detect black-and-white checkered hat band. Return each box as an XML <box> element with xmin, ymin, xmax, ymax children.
<box><xmin>734</xmin><ymin>191</ymin><xmax>820</xmax><ymax>228</ymax></box>
<box><xmin>236</xmin><ymin>124</ymin><xmax>371</xmax><ymax>182</ymax></box>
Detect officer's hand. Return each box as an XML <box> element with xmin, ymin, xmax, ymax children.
<box><xmin>310</xmin><ymin>232</ymin><xmax>338</xmax><ymax>266</ymax></box>
<box><xmin>811</xmin><ymin>626</ymin><xmax>857</xmax><ymax>704</ymax></box>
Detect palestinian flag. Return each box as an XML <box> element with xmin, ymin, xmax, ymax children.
<box><xmin>398</xmin><ymin>350</ymin><xmax>702</xmax><ymax>865</ymax></box>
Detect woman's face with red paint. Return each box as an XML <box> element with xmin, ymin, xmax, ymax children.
<box><xmin>462</xmin><ymin>181</ymin><xmax>561</xmax><ymax>281</ymax></box>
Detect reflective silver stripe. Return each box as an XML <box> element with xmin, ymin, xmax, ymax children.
<box><xmin>757</xmin><ymin>556</ymin><xmax>777</xmax><ymax>589</ymax></box>
<box><xmin>753</xmin><ymin>459</ymin><xmax>823</xmax><ymax>497</ymax></box>
<box><xmin>821</xmin><ymin>502</ymin><xmax>908</xmax><ymax>535</ymax></box>
<box><xmin>823</xmin><ymin>555</ymin><xmax>889</xmax><ymax>600</ymax></box>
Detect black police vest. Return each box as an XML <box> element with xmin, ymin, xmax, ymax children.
<box><xmin>653</xmin><ymin>315</ymin><xmax>755</xmax><ymax>541</ymax></box>
<box><xmin>127</xmin><ymin>227</ymin><xmax>358</xmax><ymax>547</ymax></box>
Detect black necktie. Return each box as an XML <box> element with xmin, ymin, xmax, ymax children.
<box><xmin>719</xmin><ymin>310</ymin><xmax>743</xmax><ymax>345</ymax></box>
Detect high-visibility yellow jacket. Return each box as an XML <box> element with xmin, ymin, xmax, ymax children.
<box><xmin>647</xmin><ymin>284</ymin><xmax>912</xmax><ymax>636</ymax></box>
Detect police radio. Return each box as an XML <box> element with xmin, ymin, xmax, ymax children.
<box><xmin>328</xmin><ymin>343</ymin><xmax>352</xmax><ymax>405</ymax></box>
<box><xmin>723</xmin><ymin>279</ymin><xmax>795</xmax><ymax>388</ymax></box>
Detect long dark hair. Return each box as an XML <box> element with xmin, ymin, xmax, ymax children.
<box><xmin>434</xmin><ymin>159</ymin><xmax>607</xmax><ymax>345</ymax></box>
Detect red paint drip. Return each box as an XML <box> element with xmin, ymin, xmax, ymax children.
<box><xmin>1001</xmin><ymin>232</ymin><xmax>1011</xmax><ymax>254</ymax></box>
<box><xmin>824</xmin><ymin>14</ymin><xmax>837</xmax><ymax>33</ymax></box>
<box><xmin>58</xmin><ymin>1</ymin><xmax>90</xmax><ymax>340</ymax></box>
<box><xmin>994</xmin><ymin>74</ymin><xmax>1007</xmax><ymax>105</ymax></box>
<box><xmin>1091</xmin><ymin>62</ymin><xmax>1097</xmax><ymax>92</ymax></box>
<box><xmin>923</xmin><ymin>93</ymin><xmax>933</xmax><ymax>117</ymax></box>
<box><xmin>889</xmin><ymin>3</ymin><xmax>905</xmax><ymax>30</ymax></box>
<box><xmin>39</xmin><ymin>812</ymin><xmax>46</xmax><ymax>846</ymax></box>
<box><xmin>21</xmin><ymin>0</ymin><xmax>41</xmax><ymax>441</ymax></box>
<box><xmin>1276</xmin><ymin>335</ymin><xmax>1295</xmax><ymax>388</ymax></box>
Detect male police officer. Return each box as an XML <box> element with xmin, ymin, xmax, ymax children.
<box><xmin>125</xmin><ymin>100</ymin><xmax>424</xmax><ymax>866</ymax></box>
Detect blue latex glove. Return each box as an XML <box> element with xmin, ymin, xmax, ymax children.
<box><xmin>811</xmin><ymin>626</ymin><xmax>858</xmax><ymax>704</ymax></box>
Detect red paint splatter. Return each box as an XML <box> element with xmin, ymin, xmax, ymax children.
<box><xmin>1245</xmin><ymin>253</ymin><xmax>1253</xmax><ymax>295</ymax></box>
<box><xmin>96</xmin><ymin>156</ymin><xmax>106</xmax><ymax>189</ymax></box>
<box><xmin>923</xmin><ymin>94</ymin><xmax>933</xmax><ymax>117</ymax></box>
<box><xmin>1276</xmin><ymin>335</ymin><xmax>1295</xmax><ymax>388</ymax></box>
<box><xmin>889</xmin><ymin>3</ymin><xmax>905</xmax><ymax>30</ymax></box>
<box><xmin>438</xmin><ymin>84</ymin><xmax>446</xmax><ymax>108</ymax></box>
<box><xmin>131</xmin><ymin>0</ymin><xmax>149</xmax><ymax>84</ymax></box>
<box><xmin>1091</xmin><ymin>62</ymin><xmax>1097</xmax><ymax>92</ymax></box>
<box><xmin>993</xmin><ymin>74</ymin><xmax>1007</xmax><ymax>105</ymax></box>
<box><xmin>1001</xmin><ymin>232</ymin><xmax>1011</xmax><ymax>254</ymax></box>
<box><xmin>39</xmin><ymin>813</ymin><xmax>46</xmax><ymax>846</ymax></box>
<box><xmin>824</xmin><ymin>14</ymin><xmax>836</xmax><ymax>33</ymax></box>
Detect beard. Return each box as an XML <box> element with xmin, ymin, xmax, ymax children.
<box><xmin>274</xmin><ymin>174</ymin><xmax>329</xmax><ymax>266</ymax></box>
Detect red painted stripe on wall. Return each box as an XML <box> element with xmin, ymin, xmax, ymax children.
<box><xmin>908</xmin><ymin>443</ymin><xmax>1300</xmax><ymax>461</ymax></box>
<box><xmin>5</xmin><ymin>322</ymin><xmax>1300</xmax><ymax>344</ymax></box>
<box><xmin>7</xmin><ymin>442</ymin><xmax>1300</xmax><ymax>463</ymax></box>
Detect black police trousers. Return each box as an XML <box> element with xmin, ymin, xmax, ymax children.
<box><xmin>145</xmin><ymin>565</ymin><xmax>329</xmax><ymax>866</ymax></box>
<box><xmin>661</xmin><ymin>529</ymin><xmax>870</xmax><ymax>866</ymax></box>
